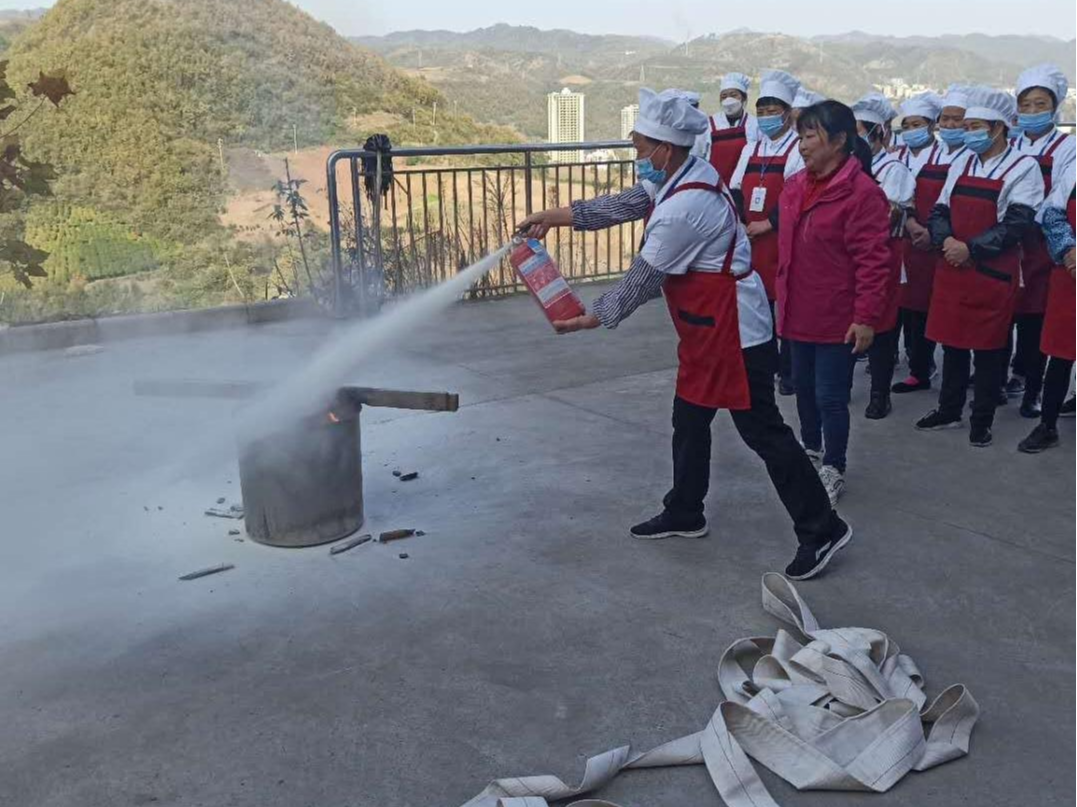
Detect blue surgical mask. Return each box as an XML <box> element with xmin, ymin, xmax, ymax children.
<box><xmin>938</xmin><ymin>126</ymin><xmax>965</xmax><ymax>147</ymax></box>
<box><xmin>757</xmin><ymin>114</ymin><xmax>786</xmax><ymax>137</ymax></box>
<box><xmin>963</xmin><ymin>128</ymin><xmax>997</xmax><ymax>155</ymax></box>
<box><xmin>636</xmin><ymin>146</ymin><xmax>668</xmax><ymax>185</ymax></box>
<box><xmin>1017</xmin><ymin>110</ymin><xmax>1053</xmax><ymax>136</ymax></box>
<box><xmin>901</xmin><ymin>127</ymin><xmax>933</xmax><ymax>149</ymax></box>
<box><xmin>1009</xmin><ymin>125</ymin><xmax>1024</xmax><ymax>142</ymax></box>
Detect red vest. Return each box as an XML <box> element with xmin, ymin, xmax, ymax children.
<box><xmin>740</xmin><ymin>135</ymin><xmax>799</xmax><ymax>301</ymax></box>
<box><xmin>901</xmin><ymin>144</ymin><xmax>949</xmax><ymax>312</ymax></box>
<box><xmin>708</xmin><ymin>116</ymin><xmax>748</xmax><ymax>189</ymax></box>
<box><xmin>1040</xmin><ymin>186</ymin><xmax>1076</xmax><ymax>361</ymax></box>
<box><xmin>1016</xmin><ymin>133</ymin><xmax>1068</xmax><ymax>315</ymax></box>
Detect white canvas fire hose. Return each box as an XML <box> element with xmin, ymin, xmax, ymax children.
<box><xmin>458</xmin><ymin>573</ymin><xmax>979</xmax><ymax>807</ymax></box>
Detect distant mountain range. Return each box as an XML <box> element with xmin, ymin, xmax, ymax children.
<box><xmin>355</xmin><ymin>26</ymin><xmax>1077</xmax><ymax>140</ymax></box>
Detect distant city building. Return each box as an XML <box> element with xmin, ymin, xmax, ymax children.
<box><xmin>621</xmin><ymin>104</ymin><xmax>640</xmax><ymax>141</ymax></box>
<box><xmin>876</xmin><ymin>79</ymin><xmax>937</xmax><ymax>103</ymax></box>
<box><xmin>548</xmin><ymin>87</ymin><xmax>585</xmax><ymax>164</ymax></box>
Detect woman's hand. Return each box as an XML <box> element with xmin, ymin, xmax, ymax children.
<box><xmin>844</xmin><ymin>323</ymin><xmax>875</xmax><ymax>355</ymax></box>
<box><xmin>942</xmin><ymin>237</ymin><xmax>971</xmax><ymax>267</ymax></box>
<box><xmin>745</xmin><ymin>220</ymin><xmax>773</xmax><ymax>241</ymax></box>
<box><xmin>906</xmin><ymin>218</ymin><xmax>931</xmax><ymax>250</ymax></box>
<box><xmin>517</xmin><ymin>208</ymin><xmax>573</xmax><ymax>239</ymax></box>
<box><xmin>552</xmin><ymin>314</ymin><xmax>601</xmax><ymax>334</ymax></box>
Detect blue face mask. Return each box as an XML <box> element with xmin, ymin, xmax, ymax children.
<box><xmin>1017</xmin><ymin>110</ymin><xmax>1053</xmax><ymax>136</ymax></box>
<box><xmin>938</xmin><ymin>126</ymin><xmax>965</xmax><ymax>147</ymax></box>
<box><xmin>757</xmin><ymin>114</ymin><xmax>786</xmax><ymax>137</ymax></box>
<box><xmin>636</xmin><ymin>146</ymin><xmax>668</xmax><ymax>185</ymax></box>
<box><xmin>901</xmin><ymin>127</ymin><xmax>933</xmax><ymax>149</ymax></box>
<box><xmin>963</xmin><ymin>128</ymin><xmax>998</xmax><ymax>155</ymax></box>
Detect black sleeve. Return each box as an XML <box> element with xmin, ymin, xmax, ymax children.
<box><xmin>730</xmin><ymin>188</ymin><xmax>746</xmax><ymax>222</ymax></box>
<box><xmin>768</xmin><ymin>205</ymin><xmax>780</xmax><ymax>231</ymax></box>
<box><xmin>966</xmin><ymin>203</ymin><xmax>1037</xmax><ymax>261</ymax></box>
<box><xmin>928</xmin><ymin>203</ymin><xmax>953</xmax><ymax>248</ymax></box>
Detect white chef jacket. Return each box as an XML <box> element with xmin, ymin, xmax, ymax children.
<box><xmin>897</xmin><ymin>143</ymin><xmax>937</xmax><ymax>176</ymax></box>
<box><xmin>872</xmin><ymin>149</ymin><xmax>916</xmax><ymax>206</ymax></box>
<box><xmin>728</xmin><ymin>128</ymin><xmax>805</xmax><ymax>190</ymax></box>
<box><xmin>641</xmin><ymin>156</ymin><xmax>773</xmax><ymax>348</ymax></box>
<box><xmin>695</xmin><ymin>111</ymin><xmax>760</xmax><ymax>162</ymax></box>
<box><xmin>1011</xmin><ymin>128</ymin><xmax>1076</xmax><ymax>202</ymax></box>
<box><xmin>936</xmin><ymin>147</ymin><xmax>1046</xmax><ymax>221</ymax></box>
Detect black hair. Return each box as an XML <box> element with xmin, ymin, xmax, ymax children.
<box><xmin>796</xmin><ymin>99</ymin><xmax>874</xmax><ymax>177</ymax></box>
<box><xmin>756</xmin><ymin>96</ymin><xmax>791</xmax><ymax>111</ymax></box>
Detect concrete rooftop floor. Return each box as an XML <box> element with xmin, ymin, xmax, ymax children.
<box><xmin>1</xmin><ymin>285</ymin><xmax>1074</xmax><ymax>807</ymax></box>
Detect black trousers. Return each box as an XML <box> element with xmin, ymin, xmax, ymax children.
<box><xmin>868</xmin><ymin>328</ymin><xmax>898</xmax><ymax>397</ymax></box>
<box><xmin>937</xmin><ymin>345</ymin><xmax>1008</xmax><ymax>429</ymax></box>
<box><xmin>1042</xmin><ymin>356</ymin><xmax>1075</xmax><ymax>428</ymax></box>
<box><xmin>663</xmin><ymin>340</ymin><xmax>840</xmax><ymax>548</ymax></box>
<box><xmin>901</xmin><ymin>308</ymin><xmax>936</xmax><ymax>382</ymax></box>
<box><xmin>769</xmin><ymin>301</ymin><xmax>793</xmax><ymax>384</ymax></box>
<box><xmin>1011</xmin><ymin>313</ymin><xmax>1047</xmax><ymax>401</ymax></box>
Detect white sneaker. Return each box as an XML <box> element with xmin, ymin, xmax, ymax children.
<box><xmin>818</xmin><ymin>464</ymin><xmax>845</xmax><ymax>506</ymax></box>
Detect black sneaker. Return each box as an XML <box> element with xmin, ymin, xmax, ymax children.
<box><xmin>630</xmin><ymin>511</ymin><xmax>708</xmax><ymax>540</ymax></box>
<box><xmin>785</xmin><ymin>518</ymin><xmax>853</xmax><ymax>581</ymax></box>
<box><xmin>969</xmin><ymin>425</ymin><xmax>993</xmax><ymax>447</ymax></box>
<box><xmin>1061</xmin><ymin>397</ymin><xmax>1076</xmax><ymax>418</ymax></box>
<box><xmin>1019</xmin><ymin>397</ymin><xmax>1042</xmax><ymax>419</ymax></box>
<box><xmin>915</xmin><ymin>409</ymin><xmax>962</xmax><ymax>430</ymax></box>
<box><xmin>1018</xmin><ymin>423</ymin><xmax>1059</xmax><ymax>453</ymax></box>
<box><xmin>1004</xmin><ymin>376</ymin><xmax>1026</xmax><ymax>398</ymax></box>
<box><xmin>892</xmin><ymin>375</ymin><xmax>931</xmax><ymax>394</ymax></box>
<box><xmin>778</xmin><ymin>379</ymin><xmax>795</xmax><ymax>396</ymax></box>
<box><xmin>864</xmin><ymin>392</ymin><xmax>892</xmax><ymax>420</ymax></box>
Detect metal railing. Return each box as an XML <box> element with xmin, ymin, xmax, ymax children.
<box><xmin>326</xmin><ymin>140</ymin><xmax>636</xmax><ymax>316</ymax></box>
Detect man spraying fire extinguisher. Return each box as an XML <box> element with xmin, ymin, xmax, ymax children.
<box><xmin>518</xmin><ymin>88</ymin><xmax>852</xmax><ymax>580</ymax></box>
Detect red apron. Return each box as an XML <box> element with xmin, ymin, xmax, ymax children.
<box><xmin>901</xmin><ymin>144</ymin><xmax>948</xmax><ymax>312</ymax></box>
<box><xmin>654</xmin><ymin>180</ymin><xmax>750</xmax><ymax>410</ymax></box>
<box><xmin>708</xmin><ymin>116</ymin><xmax>748</xmax><ymax>189</ymax></box>
<box><xmin>740</xmin><ymin>136</ymin><xmax>799</xmax><ymax>301</ymax></box>
<box><xmin>926</xmin><ymin>154</ymin><xmax>1028</xmax><ymax>350</ymax></box>
<box><xmin>1040</xmin><ymin>187</ymin><xmax>1076</xmax><ymax>361</ymax></box>
<box><xmin>1016</xmin><ymin>134</ymin><xmax>1068</xmax><ymax>315</ymax></box>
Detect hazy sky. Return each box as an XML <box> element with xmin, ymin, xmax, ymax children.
<box><xmin>2</xmin><ymin>0</ymin><xmax>1074</xmax><ymax>39</ymax></box>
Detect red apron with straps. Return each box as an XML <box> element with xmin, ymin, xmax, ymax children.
<box><xmin>901</xmin><ymin>144</ymin><xmax>948</xmax><ymax>312</ymax></box>
<box><xmin>1016</xmin><ymin>134</ymin><xmax>1068</xmax><ymax>315</ymax></box>
<box><xmin>708</xmin><ymin>116</ymin><xmax>748</xmax><ymax>189</ymax></box>
<box><xmin>651</xmin><ymin>180</ymin><xmax>750</xmax><ymax>410</ymax></box>
<box><xmin>1040</xmin><ymin>187</ymin><xmax>1076</xmax><ymax>361</ymax></box>
<box><xmin>926</xmin><ymin>153</ymin><xmax>1027</xmax><ymax>350</ymax></box>
<box><xmin>740</xmin><ymin>136</ymin><xmax>798</xmax><ymax>301</ymax></box>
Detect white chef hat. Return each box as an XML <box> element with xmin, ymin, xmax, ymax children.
<box><xmin>964</xmin><ymin>86</ymin><xmax>1017</xmax><ymax>125</ymax></box>
<box><xmin>1015</xmin><ymin>63</ymin><xmax>1069</xmax><ymax>108</ymax></box>
<box><xmin>942</xmin><ymin>84</ymin><xmax>971</xmax><ymax>110</ymax></box>
<box><xmin>720</xmin><ymin>72</ymin><xmax>751</xmax><ymax>95</ymax></box>
<box><xmin>758</xmin><ymin>70</ymin><xmax>800</xmax><ymax>107</ymax></box>
<box><xmin>900</xmin><ymin>91</ymin><xmax>944</xmax><ymax>123</ymax></box>
<box><xmin>633</xmin><ymin>87</ymin><xmax>710</xmax><ymax>147</ymax></box>
<box><xmin>851</xmin><ymin>92</ymin><xmax>897</xmax><ymax>125</ymax></box>
<box><xmin>670</xmin><ymin>88</ymin><xmax>701</xmax><ymax>108</ymax></box>
<box><xmin>793</xmin><ymin>87</ymin><xmax>826</xmax><ymax>109</ymax></box>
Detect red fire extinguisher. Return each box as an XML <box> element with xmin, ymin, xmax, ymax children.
<box><xmin>509</xmin><ymin>235</ymin><xmax>586</xmax><ymax>328</ymax></box>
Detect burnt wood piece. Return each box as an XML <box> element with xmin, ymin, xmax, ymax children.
<box><xmin>341</xmin><ymin>387</ymin><xmax>459</xmax><ymax>412</ymax></box>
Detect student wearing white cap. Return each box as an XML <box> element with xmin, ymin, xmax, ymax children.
<box><xmin>518</xmin><ymin>88</ymin><xmax>851</xmax><ymax>580</ymax></box>
<box><xmin>936</xmin><ymin>85</ymin><xmax>973</xmax><ymax>161</ymax></box>
<box><xmin>671</xmin><ymin>89</ymin><xmax>710</xmax><ymax>160</ymax></box>
<box><xmin>892</xmin><ymin>91</ymin><xmax>946</xmax><ymax>396</ymax></box>
<box><xmin>730</xmin><ymin>70</ymin><xmax>805</xmax><ymax>395</ymax></box>
<box><xmin>705</xmin><ymin>72</ymin><xmax>760</xmax><ymax>187</ymax></box>
<box><xmin>852</xmin><ymin>92</ymin><xmax>916</xmax><ymax>419</ymax></box>
<box><xmin>1005</xmin><ymin>64</ymin><xmax>1076</xmax><ymax>417</ymax></box>
<box><xmin>917</xmin><ymin>87</ymin><xmax>1045</xmax><ymax>447</ymax></box>
<box><xmin>791</xmin><ymin>87</ymin><xmax>826</xmax><ymax>123</ymax></box>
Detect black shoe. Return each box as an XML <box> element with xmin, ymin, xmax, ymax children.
<box><xmin>864</xmin><ymin>392</ymin><xmax>892</xmax><ymax>419</ymax></box>
<box><xmin>915</xmin><ymin>409</ymin><xmax>963</xmax><ymax>430</ymax></box>
<box><xmin>785</xmin><ymin>518</ymin><xmax>853</xmax><ymax>581</ymax></box>
<box><xmin>1018</xmin><ymin>423</ymin><xmax>1060</xmax><ymax>453</ymax></box>
<box><xmin>1004</xmin><ymin>376</ymin><xmax>1026</xmax><ymax>398</ymax></box>
<box><xmin>969</xmin><ymin>425</ymin><xmax>993</xmax><ymax>447</ymax></box>
<box><xmin>630</xmin><ymin>511</ymin><xmax>708</xmax><ymax>540</ymax></box>
<box><xmin>995</xmin><ymin>387</ymin><xmax>1008</xmax><ymax>407</ymax></box>
<box><xmin>891</xmin><ymin>375</ymin><xmax>931</xmax><ymax>394</ymax></box>
<box><xmin>1019</xmin><ymin>398</ymin><xmax>1042</xmax><ymax>419</ymax></box>
<box><xmin>779</xmin><ymin>379</ymin><xmax>795</xmax><ymax>396</ymax></box>
<box><xmin>1061</xmin><ymin>397</ymin><xmax>1075</xmax><ymax>418</ymax></box>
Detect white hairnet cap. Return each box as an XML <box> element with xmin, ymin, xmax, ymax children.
<box><xmin>1016</xmin><ymin>63</ymin><xmax>1069</xmax><ymax>108</ymax></box>
<box><xmin>758</xmin><ymin>70</ymin><xmax>800</xmax><ymax>106</ymax></box>
<box><xmin>900</xmin><ymin>92</ymin><xmax>944</xmax><ymax>123</ymax></box>
<box><xmin>670</xmin><ymin>88</ymin><xmax>702</xmax><ymax>107</ymax></box>
<box><xmin>965</xmin><ymin>86</ymin><xmax>1017</xmax><ymax>125</ymax></box>
<box><xmin>851</xmin><ymin>92</ymin><xmax>897</xmax><ymax>125</ymax></box>
<box><xmin>942</xmin><ymin>84</ymin><xmax>971</xmax><ymax>110</ymax></box>
<box><xmin>720</xmin><ymin>72</ymin><xmax>750</xmax><ymax>94</ymax></box>
<box><xmin>793</xmin><ymin>87</ymin><xmax>825</xmax><ymax>109</ymax></box>
<box><xmin>633</xmin><ymin>87</ymin><xmax>710</xmax><ymax>146</ymax></box>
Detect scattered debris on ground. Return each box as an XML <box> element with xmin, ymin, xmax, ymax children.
<box><xmin>228</xmin><ymin>529</ymin><xmax>241</xmax><ymax>536</ymax></box>
<box><xmin>329</xmin><ymin>534</ymin><xmax>372</xmax><ymax>556</ymax></box>
<box><xmin>63</xmin><ymin>344</ymin><xmax>105</xmax><ymax>358</ymax></box>
<box><xmin>205</xmin><ymin>506</ymin><xmax>243</xmax><ymax>519</ymax></box>
<box><xmin>378</xmin><ymin>529</ymin><xmax>416</xmax><ymax>543</ymax></box>
<box><xmin>179</xmin><ymin>563</ymin><xmax>235</xmax><ymax>581</ymax></box>
<box><xmin>392</xmin><ymin>470</ymin><xmax>402</xmax><ymax>477</ymax></box>
<box><xmin>398</xmin><ymin>553</ymin><xmax>409</xmax><ymax>559</ymax></box>
<box><xmin>217</xmin><ymin>497</ymin><xmax>226</xmax><ymax>505</ymax></box>
<box><xmin>398</xmin><ymin>471</ymin><xmax>419</xmax><ymax>482</ymax></box>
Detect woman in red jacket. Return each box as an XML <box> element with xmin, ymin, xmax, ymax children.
<box><xmin>776</xmin><ymin>100</ymin><xmax>892</xmax><ymax>505</ymax></box>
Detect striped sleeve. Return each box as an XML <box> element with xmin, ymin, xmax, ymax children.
<box><xmin>571</xmin><ymin>185</ymin><xmax>651</xmax><ymax>231</ymax></box>
<box><xmin>591</xmin><ymin>255</ymin><xmax>665</xmax><ymax>329</ymax></box>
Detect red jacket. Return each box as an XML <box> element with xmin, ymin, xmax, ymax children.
<box><xmin>775</xmin><ymin>156</ymin><xmax>892</xmax><ymax>343</ymax></box>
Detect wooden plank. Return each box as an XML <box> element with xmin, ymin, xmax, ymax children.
<box><xmin>341</xmin><ymin>387</ymin><xmax>459</xmax><ymax>412</ymax></box>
